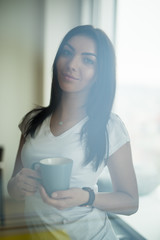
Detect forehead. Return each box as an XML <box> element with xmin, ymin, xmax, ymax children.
<box><xmin>66</xmin><ymin>35</ymin><xmax>97</xmax><ymax>54</ymax></box>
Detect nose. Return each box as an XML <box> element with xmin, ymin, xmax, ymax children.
<box><xmin>67</xmin><ymin>55</ymin><xmax>79</xmax><ymax>71</ymax></box>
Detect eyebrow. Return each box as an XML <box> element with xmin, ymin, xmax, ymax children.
<box><xmin>82</xmin><ymin>52</ymin><xmax>97</xmax><ymax>57</ymax></box>
<box><xmin>65</xmin><ymin>43</ymin><xmax>97</xmax><ymax>57</ymax></box>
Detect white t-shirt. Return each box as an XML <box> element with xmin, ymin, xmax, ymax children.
<box><xmin>19</xmin><ymin>112</ymin><xmax>130</xmax><ymax>240</ymax></box>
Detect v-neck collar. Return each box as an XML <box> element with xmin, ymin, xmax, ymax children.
<box><xmin>48</xmin><ymin>115</ymin><xmax>88</xmax><ymax>138</ymax></box>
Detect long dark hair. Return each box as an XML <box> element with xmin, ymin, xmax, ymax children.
<box><xmin>22</xmin><ymin>25</ymin><xmax>116</xmax><ymax>170</ymax></box>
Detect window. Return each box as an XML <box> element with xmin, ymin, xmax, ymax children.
<box><xmin>115</xmin><ymin>1</ymin><xmax>160</xmax><ymax>239</ymax></box>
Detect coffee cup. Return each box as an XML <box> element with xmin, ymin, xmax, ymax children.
<box><xmin>32</xmin><ymin>157</ymin><xmax>73</xmax><ymax>196</ymax></box>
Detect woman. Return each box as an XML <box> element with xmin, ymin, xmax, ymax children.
<box><xmin>8</xmin><ymin>25</ymin><xmax>138</xmax><ymax>240</ymax></box>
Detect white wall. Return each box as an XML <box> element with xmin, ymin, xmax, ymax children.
<box><xmin>0</xmin><ymin>0</ymin><xmax>43</xmax><ymax>197</ymax></box>
<box><xmin>0</xmin><ymin>0</ymin><xmax>80</xmax><ymax>197</ymax></box>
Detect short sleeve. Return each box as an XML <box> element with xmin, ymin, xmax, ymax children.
<box><xmin>107</xmin><ymin>113</ymin><xmax>130</xmax><ymax>157</ymax></box>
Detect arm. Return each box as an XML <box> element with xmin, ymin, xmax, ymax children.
<box><xmin>93</xmin><ymin>142</ymin><xmax>139</xmax><ymax>215</ymax></box>
<box><xmin>39</xmin><ymin>143</ymin><xmax>138</xmax><ymax>215</ymax></box>
<box><xmin>7</xmin><ymin>134</ymin><xmax>40</xmax><ymax>200</ymax></box>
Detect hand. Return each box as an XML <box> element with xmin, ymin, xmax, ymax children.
<box><xmin>13</xmin><ymin>168</ymin><xmax>41</xmax><ymax>199</ymax></box>
<box><xmin>39</xmin><ymin>186</ymin><xmax>89</xmax><ymax>210</ymax></box>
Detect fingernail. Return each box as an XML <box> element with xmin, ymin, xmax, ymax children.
<box><xmin>52</xmin><ymin>192</ymin><xmax>57</xmax><ymax>198</ymax></box>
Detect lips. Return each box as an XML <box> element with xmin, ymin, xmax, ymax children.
<box><xmin>63</xmin><ymin>73</ymin><xmax>79</xmax><ymax>81</ymax></box>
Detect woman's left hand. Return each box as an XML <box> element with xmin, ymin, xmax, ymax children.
<box><xmin>39</xmin><ymin>186</ymin><xmax>89</xmax><ymax>210</ymax></box>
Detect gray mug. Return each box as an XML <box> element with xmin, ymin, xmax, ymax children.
<box><xmin>32</xmin><ymin>157</ymin><xmax>73</xmax><ymax>196</ymax></box>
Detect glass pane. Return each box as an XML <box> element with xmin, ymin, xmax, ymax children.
<box><xmin>115</xmin><ymin>1</ymin><xmax>160</xmax><ymax>239</ymax></box>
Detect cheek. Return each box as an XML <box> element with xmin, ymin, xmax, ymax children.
<box><xmin>84</xmin><ymin>68</ymin><xmax>96</xmax><ymax>84</ymax></box>
<box><xmin>56</xmin><ymin>57</ymin><xmax>66</xmax><ymax>72</ymax></box>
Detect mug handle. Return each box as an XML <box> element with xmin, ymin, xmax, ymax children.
<box><xmin>32</xmin><ymin>162</ymin><xmax>40</xmax><ymax>170</ymax></box>
<box><xmin>31</xmin><ymin>162</ymin><xmax>41</xmax><ymax>183</ymax></box>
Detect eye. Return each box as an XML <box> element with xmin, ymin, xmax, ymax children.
<box><xmin>61</xmin><ymin>48</ymin><xmax>72</xmax><ymax>57</ymax></box>
<box><xmin>83</xmin><ymin>57</ymin><xmax>95</xmax><ymax>65</ymax></box>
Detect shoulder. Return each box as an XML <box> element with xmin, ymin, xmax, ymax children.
<box><xmin>107</xmin><ymin>113</ymin><xmax>129</xmax><ymax>135</ymax></box>
<box><xmin>107</xmin><ymin>113</ymin><xmax>130</xmax><ymax>156</ymax></box>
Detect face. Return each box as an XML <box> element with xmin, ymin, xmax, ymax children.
<box><xmin>56</xmin><ymin>35</ymin><xmax>97</xmax><ymax>95</ymax></box>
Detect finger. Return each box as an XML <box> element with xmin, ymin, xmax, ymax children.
<box><xmin>19</xmin><ymin>168</ymin><xmax>41</xmax><ymax>180</ymax></box>
<box><xmin>39</xmin><ymin>186</ymin><xmax>52</xmax><ymax>203</ymax></box>
<box><xmin>19</xmin><ymin>179</ymin><xmax>38</xmax><ymax>193</ymax></box>
<box><xmin>17</xmin><ymin>172</ymin><xmax>40</xmax><ymax>190</ymax></box>
<box><xmin>23</xmin><ymin>182</ymin><xmax>38</xmax><ymax>192</ymax></box>
<box><xmin>24</xmin><ymin>177</ymin><xmax>40</xmax><ymax>187</ymax></box>
<box><xmin>21</xmin><ymin>188</ymin><xmax>37</xmax><ymax>196</ymax></box>
<box><xmin>51</xmin><ymin>189</ymin><xmax>73</xmax><ymax>199</ymax></box>
<box><xmin>28</xmin><ymin>170</ymin><xmax>41</xmax><ymax>179</ymax></box>
<box><xmin>39</xmin><ymin>186</ymin><xmax>66</xmax><ymax>209</ymax></box>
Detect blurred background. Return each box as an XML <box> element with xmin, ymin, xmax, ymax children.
<box><xmin>0</xmin><ymin>0</ymin><xmax>160</xmax><ymax>239</ymax></box>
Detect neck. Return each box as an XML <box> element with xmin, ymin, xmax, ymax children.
<box><xmin>55</xmin><ymin>92</ymin><xmax>87</xmax><ymax>123</ymax></box>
